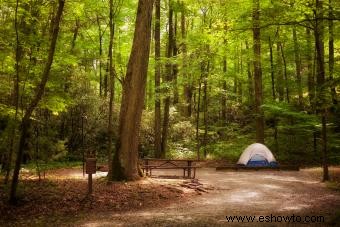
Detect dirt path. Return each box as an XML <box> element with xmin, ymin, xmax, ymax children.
<box><xmin>75</xmin><ymin>168</ymin><xmax>340</xmax><ymax>226</ymax></box>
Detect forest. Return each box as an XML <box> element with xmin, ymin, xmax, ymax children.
<box><xmin>0</xmin><ymin>0</ymin><xmax>340</xmax><ymax>225</ymax></box>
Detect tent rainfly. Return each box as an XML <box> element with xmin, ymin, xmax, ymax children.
<box><xmin>237</xmin><ymin>143</ymin><xmax>278</xmax><ymax>167</ymax></box>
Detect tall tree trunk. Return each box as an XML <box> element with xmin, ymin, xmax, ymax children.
<box><xmin>4</xmin><ymin>0</ymin><xmax>21</xmax><ymax>184</ymax></box>
<box><xmin>9</xmin><ymin>0</ymin><xmax>65</xmax><ymax>203</ymax></box>
<box><xmin>196</xmin><ymin>76</ymin><xmax>202</xmax><ymax>160</ymax></box>
<box><xmin>221</xmin><ymin>56</ymin><xmax>227</xmax><ymax>122</ymax></box>
<box><xmin>245</xmin><ymin>41</ymin><xmax>254</xmax><ymax>105</ymax></box>
<box><xmin>306</xmin><ymin>27</ymin><xmax>315</xmax><ymax>110</ymax></box>
<box><xmin>173</xmin><ymin>11</ymin><xmax>179</xmax><ymax>104</ymax></box>
<box><xmin>252</xmin><ymin>0</ymin><xmax>264</xmax><ymax>144</ymax></box>
<box><xmin>314</xmin><ymin>0</ymin><xmax>329</xmax><ymax>181</ymax></box>
<box><xmin>107</xmin><ymin>0</ymin><xmax>115</xmax><ymax>179</ymax></box>
<box><xmin>293</xmin><ymin>26</ymin><xmax>303</xmax><ymax>107</ymax></box>
<box><xmin>161</xmin><ymin>0</ymin><xmax>173</xmax><ymax>157</ymax></box>
<box><xmin>238</xmin><ymin>43</ymin><xmax>243</xmax><ymax>103</ymax></box>
<box><xmin>280</xmin><ymin>42</ymin><xmax>289</xmax><ymax>103</ymax></box>
<box><xmin>203</xmin><ymin>62</ymin><xmax>208</xmax><ymax>158</ymax></box>
<box><xmin>97</xmin><ymin>15</ymin><xmax>103</xmax><ymax>97</ymax></box>
<box><xmin>268</xmin><ymin>36</ymin><xmax>275</xmax><ymax>100</ymax></box>
<box><xmin>328</xmin><ymin>0</ymin><xmax>337</xmax><ymax>105</ymax></box>
<box><xmin>276</xmin><ymin>31</ymin><xmax>284</xmax><ymax>102</ymax></box>
<box><xmin>181</xmin><ymin>4</ymin><xmax>191</xmax><ymax>117</ymax></box>
<box><xmin>154</xmin><ymin>0</ymin><xmax>162</xmax><ymax>158</ymax></box>
<box><xmin>111</xmin><ymin>0</ymin><xmax>154</xmax><ymax>181</ymax></box>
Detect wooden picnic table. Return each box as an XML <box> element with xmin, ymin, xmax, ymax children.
<box><xmin>141</xmin><ymin>158</ymin><xmax>202</xmax><ymax>179</ymax></box>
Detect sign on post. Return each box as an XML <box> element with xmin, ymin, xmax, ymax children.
<box><xmin>86</xmin><ymin>158</ymin><xmax>96</xmax><ymax>194</ymax></box>
<box><xmin>86</xmin><ymin>158</ymin><xmax>96</xmax><ymax>174</ymax></box>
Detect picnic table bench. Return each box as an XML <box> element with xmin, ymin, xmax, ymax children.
<box><xmin>141</xmin><ymin>158</ymin><xmax>201</xmax><ymax>179</ymax></box>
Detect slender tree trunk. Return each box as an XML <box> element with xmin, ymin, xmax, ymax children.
<box><xmin>314</xmin><ymin>0</ymin><xmax>329</xmax><ymax>181</ymax></box>
<box><xmin>97</xmin><ymin>15</ymin><xmax>103</xmax><ymax>97</ymax></box>
<box><xmin>111</xmin><ymin>0</ymin><xmax>154</xmax><ymax>181</ymax></box>
<box><xmin>233</xmin><ymin>46</ymin><xmax>238</xmax><ymax>99</ymax></box>
<box><xmin>154</xmin><ymin>0</ymin><xmax>162</xmax><ymax>158</ymax></box>
<box><xmin>181</xmin><ymin>5</ymin><xmax>191</xmax><ymax>117</ymax></box>
<box><xmin>9</xmin><ymin>0</ymin><xmax>65</xmax><ymax>203</ymax></box>
<box><xmin>268</xmin><ymin>37</ymin><xmax>275</xmax><ymax>100</ymax></box>
<box><xmin>276</xmin><ymin>34</ymin><xmax>284</xmax><ymax>102</ymax></box>
<box><xmin>221</xmin><ymin>56</ymin><xmax>227</xmax><ymax>122</ymax></box>
<box><xmin>280</xmin><ymin>42</ymin><xmax>289</xmax><ymax>103</ymax></box>
<box><xmin>4</xmin><ymin>0</ymin><xmax>21</xmax><ymax>184</ymax></box>
<box><xmin>173</xmin><ymin>11</ymin><xmax>179</xmax><ymax>104</ymax></box>
<box><xmin>252</xmin><ymin>0</ymin><xmax>264</xmax><ymax>144</ymax></box>
<box><xmin>328</xmin><ymin>0</ymin><xmax>337</xmax><ymax>105</ymax></box>
<box><xmin>306</xmin><ymin>27</ymin><xmax>315</xmax><ymax>110</ymax></box>
<box><xmin>196</xmin><ymin>77</ymin><xmax>202</xmax><ymax>160</ymax></box>
<box><xmin>238</xmin><ymin>43</ymin><xmax>243</xmax><ymax>103</ymax></box>
<box><xmin>161</xmin><ymin>0</ymin><xmax>173</xmax><ymax>157</ymax></box>
<box><xmin>203</xmin><ymin>62</ymin><xmax>208</xmax><ymax>158</ymax></box>
<box><xmin>107</xmin><ymin>0</ymin><xmax>115</xmax><ymax>179</ymax></box>
<box><xmin>293</xmin><ymin>26</ymin><xmax>303</xmax><ymax>107</ymax></box>
<box><xmin>245</xmin><ymin>41</ymin><xmax>253</xmax><ymax>105</ymax></box>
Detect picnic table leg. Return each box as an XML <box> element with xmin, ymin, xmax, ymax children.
<box><xmin>192</xmin><ymin>168</ymin><xmax>196</xmax><ymax>179</ymax></box>
<box><xmin>187</xmin><ymin>161</ymin><xmax>192</xmax><ymax>178</ymax></box>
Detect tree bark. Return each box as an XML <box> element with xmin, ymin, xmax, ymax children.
<box><xmin>293</xmin><ymin>26</ymin><xmax>303</xmax><ymax>107</ymax></box>
<box><xmin>252</xmin><ymin>0</ymin><xmax>264</xmax><ymax>144</ymax></box>
<box><xmin>173</xmin><ymin>11</ymin><xmax>179</xmax><ymax>104</ymax></box>
<box><xmin>4</xmin><ymin>0</ymin><xmax>21</xmax><ymax>184</ymax></box>
<box><xmin>97</xmin><ymin>15</ymin><xmax>103</xmax><ymax>97</ymax></box>
<box><xmin>221</xmin><ymin>56</ymin><xmax>227</xmax><ymax>122</ymax></box>
<box><xmin>245</xmin><ymin>41</ymin><xmax>254</xmax><ymax>105</ymax></box>
<box><xmin>280</xmin><ymin>42</ymin><xmax>289</xmax><ymax>103</ymax></box>
<box><xmin>107</xmin><ymin>0</ymin><xmax>116</xmax><ymax>179</ymax></box>
<box><xmin>276</xmin><ymin>30</ymin><xmax>284</xmax><ymax>102</ymax></box>
<box><xmin>154</xmin><ymin>0</ymin><xmax>162</xmax><ymax>158</ymax></box>
<box><xmin>9</xmin><ymin>0</ymin><xmax>65</xmax><ymax>204</ymax></box>
<box><xmin>314</xmin><ymin>0</ymin><xmax>329</xmax><ymax>181</ymax></box>
<box><xmin>268</xmin><ymin>37</ymin><xmax>275</xmax><ymax>100</ymax></box>
<box><xmin>328</xmin><ymin>0</ymin><xmax>337</xmax><ymax>105</ymax></box>
<box><xmin>203</xmin><ymin>62</ymin><xmax>208</xmax><ymax>158</ymax></box>
<box><xmin>181</xmin><ymin>4</ymin><xmax>191</xmax><ymax>117</ymax></box>
<box><xmin>111</xmin><ymin>0</ymin><xmax>154</xmax><ymax>181</ymax></box>
<box><xmin>306</xmin><ymin>27</ymin><xmax>315</xmax><ymax>110</ymax></box>
<box><xmin>161</xmin><ymin>0</ymin><xmax>173</xmax><ymax>157</ymax></box>
<box><xmin>196</xmin><ymin>76</ymin><xmax>202</xmax><ymax>160</ymax></box>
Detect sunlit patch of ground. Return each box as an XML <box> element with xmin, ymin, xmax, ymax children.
<box><xmin>0</xmin><ymin>168</ymin><xmax>197</xmax><ymax>226</ymax></box>
<box><xmin>1</xmin><ymin>167</ymin><xmax>340</xmax><ymax>226</ymax></box>
<box><xmin>74</xmin><ymin>167</ymin><xmax>340</xmax><ymax>226</ymax></box>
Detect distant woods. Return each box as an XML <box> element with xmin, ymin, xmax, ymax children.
<box><xmin>0</xmin><ymin>0</ymin><xmax>339</xmax><ymax>202</ymax></box>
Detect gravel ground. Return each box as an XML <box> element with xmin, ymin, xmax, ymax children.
<box><xmin>75</xmin><ymin>167</ymin><xmax>340</xmax><ymax>227</ymax></box>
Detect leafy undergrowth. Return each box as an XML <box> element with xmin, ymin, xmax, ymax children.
<box><xmin>0</xmin><ymin>177</ymin><xmax>188</xmax><ymax>225</ymax></box>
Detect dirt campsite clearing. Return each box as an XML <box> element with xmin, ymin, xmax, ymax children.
<box><xmin>1</xmin><ymin>167</ymin><xmax>340</xmax><ymax>226</ymax></box>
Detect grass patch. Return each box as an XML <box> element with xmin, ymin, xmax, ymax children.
<box><xmin>22</xmin><ymin>160</ymin><xmax>82</xmax><ymax>172</ymax></box>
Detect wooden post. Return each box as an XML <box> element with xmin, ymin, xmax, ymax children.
<box><xmin>86</xmin><ymin>158</ymin><xmax>96</xmax><ymax>194</ymax></box>
<box><xmin>88</xmin><ymin>173</ymin><xmax>93</xmax><ymax>194</ymax></box>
